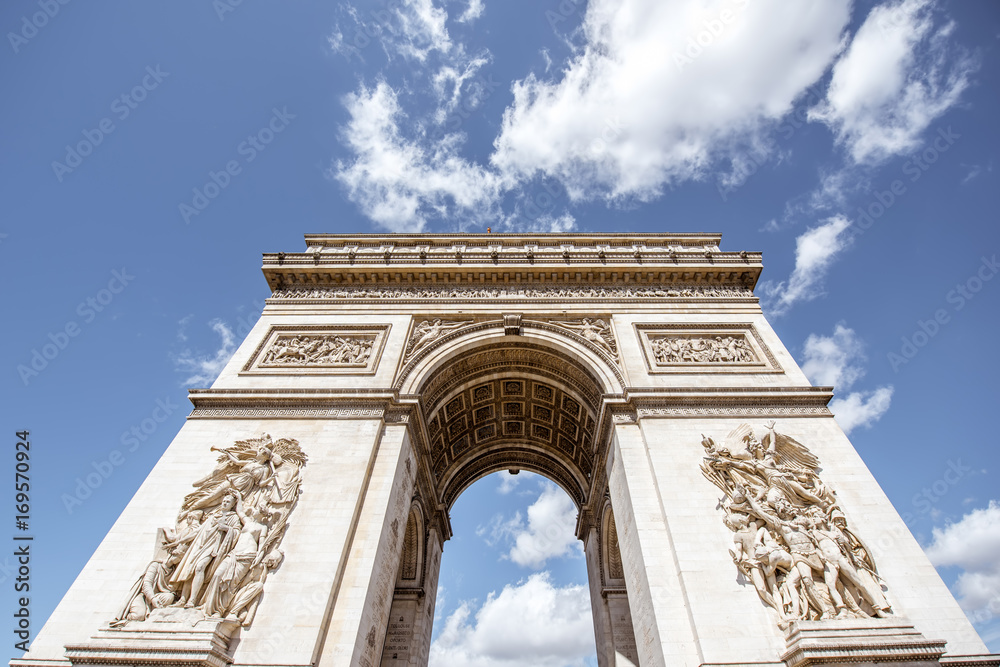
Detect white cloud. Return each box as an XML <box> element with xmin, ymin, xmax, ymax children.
<box><xmin>499</xmin><ymin>211</ymin><xmax>577</xmax><ymax>234</ymax></box>
<box><xmin>799</xmin><ymin>323</ymin><xmax>893</xmax><ymax>433</ymax></box>
<box><xmin>393</xmin><ymin>0</ymin><xmax>452</xmax><ymax>61</ymax></box>
<box><xmin>174</xmin><ymin>320</ymin><xmax>237</xmax><ymax>387</ymax></box>
<box><xmin>925</xmin><ymin>500</ymin><xmax>1000</xmax><ymax>617</ymax></box>
<box><xmin>801</xmin><ymin>323</ymin><xmax>867</xmax><ymax>388</ymax></box>
<box><xmin>495</xmin><ymin>471</ymin><xmax>521</xmax><ymax>495</ymax></box>
<box><xmin>761</xmin><ymin>215</ymin><xmax>853</xmax><ymax>315</ymax></box>
<box><xmin>332</xmin><ymin>81</ymin><xmax>504</xmax><ymax>232</ymax></box>
<box><xmin>432</xmin><ymin>51</ymin><xmax>492</xmax><ymax>123</ymax></box>
<box><xmin>456</xmin><ymin>0</ymin><xmax>484</xmax><ymax>24</ymax></box>
<box><xmin>809</xmin><ymin>0</ymin><xmax>975</xmax><ymax>165</ymax></box>
<box><xmin>491</xmin><ymin>0</ymin><xmax>851</xmax><ymax>202</ymax></box>
<box><xmin>429</xmin><ymin>572</ymin><xmax>596</xmax><ymax>667</ymax></box>
<box><xmin>828</xmin><ymin>387</ymin><xmax>894</xmax><ymax>433</ymax></box>
<box><xmin>507</xmin><ymin>483</ymin><xmax>581</xmax><ymax>568</ymax></box>
<box><xmin>477</xmin><ymin>482</ymin><xmax>581</xmax><ymax>569</ymax></box>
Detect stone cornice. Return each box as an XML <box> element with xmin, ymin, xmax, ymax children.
<box><xmin>262</xmin><ymin>233</ymin><xmax>762</xmax><ymax>292</ymax></box>
<box><xmin>615</xmin><ymin>386</ymin><xmax>834</xmax><ymax>418</ymax></box>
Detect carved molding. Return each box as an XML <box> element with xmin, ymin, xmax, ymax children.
<box><xmin>636</xmin><ymin>405</ymin><xmax>831</xmax><ymax>418</ymax></box>
<box><xmin>782</xmin><ymin>619</ymin><xmax>947</xmax><ymax>667</ymax></box>
<box><xmin>189</xmin><ymin>406</ymin><xmax>388</xmax><ymax>419</ymax></box>
<box><xmin>441</xmin><ymin>448</ymin><xmax>586</xmax><ymax>508</ymax></box>
<box><xmin>269</xmin><ymin>284</ymin><xmax>755</xmax><ymax>303</ymax></box>
<box><xmin>242</xmin><ymin>324</ymin><xmax>390</xmax><ymax>375</ymax></box>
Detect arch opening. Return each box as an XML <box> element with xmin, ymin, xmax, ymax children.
<box><xmin>428</xmin><ymin>472</ymin><xmax>599</xmax><ymax>666</ymax></box>
<box><xmin>414</xmin><ymin>336</ymin><xmax>612</xmax><ymax>514</ymax></box>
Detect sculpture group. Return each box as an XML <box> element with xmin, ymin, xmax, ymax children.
<box><xmin>114</xmin><ymin>435</ymin><xmax>306</xmax><ymax>627</ymax></box>
<box><xmin>700</xmin><ymin>423</ymin><xmax>891</xmax><ymax>627</ymax></box>
<box><xmin>651</xmin><ymin>335</ymin><xmax>755</xmax><ymax>364</ymax></box>
<box><xmin>261</xmin><ymin>334</ymin><xmax>374</xmax><ymax>366</ymax></box>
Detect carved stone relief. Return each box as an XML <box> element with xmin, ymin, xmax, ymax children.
<box><xmin>113</xmin><ymin>435</ymin><xmax>306</xmax><ymax>628</ymax></box>
<box><xmin>649</xmin><ymin>334</ymin><xmax>755</xmax><ymax>364</ymax></box>
<box><xmin>243</xmin><ymin>325</ymin><xmax>389</xmax><ymax>375</ymax></box>
<box><xmin>261</xmin><ymin>334</ymin><xmax>374</xmax><ymax>366</ymax></box>
<box><xmin>700</xmin><ymin>423</ymin><xmax>891</xmax><ymax>627</ymax></box>
<box><xmin>549</xmin><ymin>318</ymin><xmax>618</xmax><ymax>359</ymax></box>
<box><xmin>271</xmin><ymin>284</ymin><xmax>754</xmax><ymax>302</ymax></box>
<box><xmin>606</xmin><ymin>511</ymin><xmax>625</xmax><ymax>581</ymax></box>
<box><xmin>635</xmin><ymin>323</ymin><xmax>780</xmax><ymax>374</ymax></box>
<box><xmin>403</xmin><ymin>319</ymin><xmax>474</xmax><ymax>363</ymax></box>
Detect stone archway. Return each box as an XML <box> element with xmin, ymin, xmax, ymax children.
<box><xmin>378</xmin><ymin>328</ymin><xmax>641</xmax><ymax>666</ymax></box>
<box><xmin>27</xmin><ymin>233</ymin><xmax>992</xmax><ymax>667</ymax></box>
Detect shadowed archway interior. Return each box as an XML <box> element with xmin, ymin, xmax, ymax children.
<box><xmin>417</xmin><ymin>341</ymin><xmax>605</xmax><ymax>510</ymax></box>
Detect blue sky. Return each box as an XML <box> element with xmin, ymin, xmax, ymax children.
<box><xmin>3</xmin><ymin>0</ymin><xmax>999</xmax><ymax>663</ymax></box>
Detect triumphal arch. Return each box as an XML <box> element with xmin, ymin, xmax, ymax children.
<box><xmin>17</xmin><ymin>233</ymin><xmax>996</xmax><ymax>667</ymax></box>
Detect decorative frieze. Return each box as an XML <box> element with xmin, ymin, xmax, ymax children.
<box><xmin>635</xmin><ymin>323</ymin><xmax>780</xmax><ymax>374</ymax></box>
<box><xmin>242</xmin><ymin>325</ymin><xmax>390</xmax><ymax>375</ymax></box>
<box><xmin>270</xmin><ymin>284</ymin><xmax>754</xmax><ymax>302</ymax></box>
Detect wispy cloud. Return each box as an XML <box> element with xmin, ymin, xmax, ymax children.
<box><xmin>477</xmin><ymin>482</ymin><xmax>581</xmax><ymax>569</ymax></box>
<box><xmin>761</xmin><ymin>215</ymin><xmax>853</xmax><ymax>316</ymax></box>
<box><xmin>173</xmin><ymin>319</ymin><xmax>237</xmax><ymax>387</ymax></box>
<box><xmin>799</xmin><ymin>323</ymin><xmax>893</xmax><ymax>433</ymax></box>
<box><xmin>809</xmin><ymin>0</ymin><xmax>976</xmax><ymax>166</ymax></box>
<box><xmin>331</xmin><ymin>81</ymin><xmax>504</xmax><ymax>232</ymax></box>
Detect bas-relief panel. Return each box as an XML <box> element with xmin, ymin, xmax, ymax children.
<box><xmin>241</xmin><ymin>324</ymin><xmax>391</xmax><ymax>375</ymax></box>
<box><xmin>112</xmin><ymin>435</ymin><xmax>306</xmax><ymax>628</ymax></box>
<box><xmin>700</xmin><ymin>422</ymin><xmax>892</xmax><ymax>628</ymax></box>
<box><xmin>633</xmin><ymin>323</ymin><xmax>781</xmax><ymax>374</ymax></box>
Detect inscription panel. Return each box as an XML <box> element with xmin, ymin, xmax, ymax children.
<box><xmin>379</xmin><ymin>599</ymin><xmax>417</xmax><ymax>666</ymax></box>
<box><xmin>607</xmin><ymin>593</ymin><xmax>639</xmax><ymax>665</ymax></box>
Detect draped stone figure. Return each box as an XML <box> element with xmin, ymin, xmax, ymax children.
<box><xmin>113</xmin><ymin>435</ymin><xmax>306</xmax><ymax>627</ymax></box>
<box><xmin>700</xmin><ymin>422</ymin><xmax>891</xmax><ymax>627</ymax></box>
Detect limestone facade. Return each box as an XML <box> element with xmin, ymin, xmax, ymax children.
<box><xmin>13</xmin><ymin>233</ymin><xmax>997</xmax><ymax>667</ymax></box>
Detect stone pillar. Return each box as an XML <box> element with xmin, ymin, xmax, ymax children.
<box><xmin>378</xmin><ymin>506</ymin><xmax>442</xmax><ymax>666</ymax></box>
<box><xmin>584</xmin><ymin>526</ymin><xmax>615</xmax><ymax>667</ymax></box>
<box><xmin>318</xmin><ymin>423</ymin><xmax>417</xmax><ymax>667</ymax></box>
<box><xmin>607</xmin><ymin>420</ymin><xmax>699</xmax><ymax>667</ymax></box>
<box><xmin>408</xmin><ymin>528</ymin><xmax>442</xmax><ymax>665</ymax></box>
